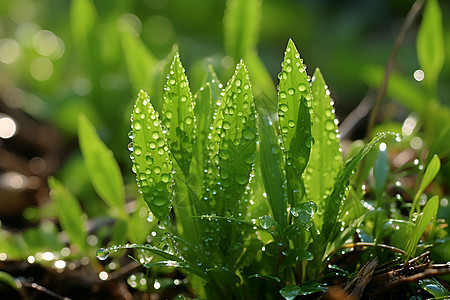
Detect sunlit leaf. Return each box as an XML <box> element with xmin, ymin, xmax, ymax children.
<box><xmin>224</xmin><ymin>0</ymin><xmax>262</xmax><ymax>60</ymax></box>
<box><xmin>120</xmin><ymin>30</ymin><xmax>157</xmax><ymax>93</ymax></box>
<box><xmin>417</xmin><ymin>0</ymin><xmax>445</xmax><ymax>90</ymax></box>
<box><xmin>278</xmin><ymin>39</ymin><xmax>313</xmax><ymax>179</ymax></box>
<box><xmin>48</xmin><ymin>177</ymin><xmax>88</xmax><ymax>252</ymax></box>
<box><xmin>70</xmin><ymin>0</ymin><xmax>97</xmax><ymax>51</ymax></box>
<box><xmin>304</xmin><ymin>68</ymin><xmax>342</xmax><ymax>229</ymax></box>
<box><xmin>405</xmin><ymin>195</ymin><xmax>439</xmax><ymax>258</ymax></box>
<box><xmin>208</xmin><ymin>61</ymin><xmax>257</xmax><ymax>215</ymax></box>
<box><xmin>162</xmin><ymin>53</ymin><xmax>196</xmax><ymax>175</ymax></box>
<box><xmin>259</xmin><ymin>111</ymin><xmax>288</xmax><ymax>230</ymax></box>
<box><xmin>78</xmin><ymin>114</ymin><xmax>125</xmax><ymax>214</ymax></box>
<box><xmin>410</xmin><ymin>154</ymin><xmax>440</xmax><ymax>219</ymax></box>
<box><xmin>131</xmin><ymin>90</ymin><xmax>174</xmax><ymax>220</ymax></box>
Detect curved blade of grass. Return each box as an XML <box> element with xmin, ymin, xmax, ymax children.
<box><xmin>216</xmin><ymin>61</ymin><xmax>256</xmax><ymax>214</ymax></box>
<box><xmin>417</xmin><ymin>0</ymin><xmax>445</xmax><ymax>91</ymax></box>
<box><xmin>162</xmin><ymin>53</ymin><xmax>196</xmax><ymax>175</ymax></box>
<box><xmin>131</xmin><ymin>90</ymin><xmax>174</xmax><ymax>220</ymax></box>
<box><xmin>304</xmin><ymin>68</ymin><xmax>342</xmax><ymax>229</ymax></box>
<box><xmin>48</xmin><ymin>177</ymin><xmax>88</xmax><ymax>252</ymax></box>
<box><xmin>278</xmin><ymin>39</ymin><xmax>313</xmax><ymax>172</ymax></box>
<box><xmin>144</xmin><ymin>261</ymin><xmax>206</xmax><ymax>278</ymax></box>
<box><xmin>409</xmin><ymin>154</ymin><xmax>440</xmax><ymax>220</ymax></box>
<box><xmin>223</xmin><ymin>0</ymin><xmax>262</xmax><ymax>60</ymax></box>
<box><xmin>405</xmin><ymin>195</ymin><xmax>439</xmax><ymax>258</ymax></box>
<box><xmin>78</xmin><ymin>114</ymin><xmax>125</xmax><ymax>215</ymax></box>
<box><xmin>318</xmin><ymin>133</ymin><xmax>399</xmax><ymax>247</ymax></box>
<box><xmin>259</xmin><ymin>111</ymin><xmax>288</xmax><ymax>230</ymax></box>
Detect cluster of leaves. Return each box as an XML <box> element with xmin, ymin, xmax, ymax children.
<box><xmin>91</xmin><ymin>38</ymin><xmax>445</xmax><ymax>299</ymax></box>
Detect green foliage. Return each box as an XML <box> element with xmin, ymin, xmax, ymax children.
<box><xmin>93</xmin><ymin>39</ymin><xmax>442</xmax><ymax>299</ymax></box>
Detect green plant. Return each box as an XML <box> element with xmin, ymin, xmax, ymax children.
<box><xmin>92</xmin><ymin>38</ymin><xmax>445</xmax><ymax>299</ymax></box>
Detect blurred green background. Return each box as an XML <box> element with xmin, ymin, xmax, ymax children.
<box><xmin>0</xmin><ymin>0</ymin><xmax>449</xmax><ymax>224</ymax></box>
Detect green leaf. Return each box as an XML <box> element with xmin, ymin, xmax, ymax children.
<box><xmin>278</xmin><ymin>39</ymin><xmax>313</xmax><ymax>179</ymax></box>
<box><xmin>280</xmin><ymin>249</ymin><xmax>314</xmax><ymax>271</ymax></box>
<box><xmin>409</xmin><ymin>154</ymin><xmax>440</xmax><ymax>219</ymax></box>
<box><xmin>78</xmin><ymin>114</ymin><xmax>125</xmax><ymax>214</ymax></box>
<box><xmin>70</xmin><ymin>0</ymin><xmax>97</xmax><ymax>50</ymax></box>
<box><xmin>417</xmin><ymin>0</ymin><xmax>445</xmax><ymax>90</ymax></box>
<box><xmin>223</xmin><ymin>0</ymin><xmax>262</xmax><ymax>60</ymax></box>
<box><xmin>304</xmin><ymin>68</ymin><xmax>342</xmax><ymax>229</ymax></box>
<box><xmin>244</xmin><ymin>50</ymin><xmax>277</xmax><ymax>108</ymax></box>
<box><xmin>0</xmin><ymin>271</ymin><xmax>20</xmax><ymax>291</ymax></box>
<box><xmin>259</xmin><ymin>111</ymin><xmax>288</xmax><ymax>230</ymax></box>
<box><xmin>48</xmin><ymin>177</ymin><xmax>88</xmax><ymax>252</ymax></box>
<box><xmin>120</xmin><ymin>30</ymin><xmax>157</xmax><ymax>93</ymax></box>
<box><xmin>373</xmin><ymin>148</ymin><xmax>388</xmax><ymax>202</ymax></box>
<box><xmin>131</xmin><ymin>90</ymin><xmax>174</xmax><ymax>220</ymax></box>
<box><xmin>213</xmin><ymin>61</ymin><xmax>257</xmax><ymax>214</ymax></box>
<box><xmin>127</xmin><ymin>197</ymin><xmax>153</xmax><ymax>244</ymax></box>
<box><xmin>419</xmin><ymin>278</ymin><xmax>450</xmax><ymax>298</ymax></box>
<box><xmin>319</xmin><ymin>133</ymin><xmax>398</xmax><ymax>246</ymax></box>
<box><xmin>280</xmin><ymin>285</ymin><xmax>302</xmax><ymax>300</ymax></box>
<box><xmin>162</xmin><ymin>53</ymin><xmax>196</xmax><ymax>175</ymax></box>
<box><xmin>405</xmin><ymin>195</ymin><xmax>439</xmax><ymax>258</ymax></box>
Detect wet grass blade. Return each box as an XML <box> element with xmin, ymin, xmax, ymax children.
<box><xmin>409</xmin><ymin>154</ymin><xmax>440</xmax><ymax>220</ymax></box>
<box><xmin>304</xmin><ymin>68</ymin><xmax>342</xmax><ymax>229</ymax></box>
<box><xmin>131</xmin><ymin>90</ymin><xmax>174</xmax><ymax>221</ymax></box>
<box><xmin>48</xmin><ymin>177</ymin><xmax>88</xmax><ymax>252</ymax></box>
<box><xmin>214</xmin><ymin>61</ymin><xmax>257</xmax><ymax>215</ymax></box>
<box><xmin>405</xmin><ymin>195</ymin><xmax>439</xmax><ymax>258</ymax></box>
<box><xmin>259</xmin><ymin>111</ymin><xmax>288</xmax><ymax>230</ymax></box>
<box><xmin>278</xmin><ymin>39</ymin><xmax>313</xmax><ymax>179</ymax></box>
<box><xmin>78</xmin><ymin>114</ymin><xmax>125</xmax><ymax>215</ymax></box>
<box><xmin>311</xmin><ymin>133</ymin><xmax>398</xmax><ymax>260</ymax></box>
<box><xmin>162</xmin><ymin>53</ymin><xmax>196</xmax><ymax>175</ymax></box>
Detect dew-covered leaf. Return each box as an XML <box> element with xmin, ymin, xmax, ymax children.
<box><xmin>304</xmin><ymin>68</ymin><xmax>341</xmax><ymax>229</ymax></box>
<box><xmin>319</xmin><ymin>133</ymin><xmax>398</xmax><ymax>245</ymax></box>
<box><xmin>278</xmin><ymin>39</ymin><xmax>312</xmax><ymax>180</ymax></box>
<box><xmin>280</xmin><ymin>249</ymin><xmax>314</xmax><ymax>271</ymax></box>
<box><xmin>223</xmin><ymin>0</ymin><xmax>262</xmax><ymax>60</ymax></box>
<box><xmin>417</xmin><ymin>0</ymin><xmax>445</xmax><ymax>90</ymax></box>
<box><xmin>405</xmin><ymin>195</ymin><xmax>439</xmax><ymax>258</ymax></box>
<box><xmin>410</xmin><ymin>154</ymin><xmax>440</xmax><ymax>219</ymax></box>
<box><xmin>131</xmin><ymin>90</ymin><xmax>173</xmax><ymax>220</ymax></box>
<box><xmin>144</xmin><ymin>261</ymin><xmax>206</xmax><ymax>278</ymax></box>
<box><xmin>78</xmin><ymin>114</ymin><xmax>125</xmax><ymax>213</ymax></box>
<box><xmin>419</xmin><ymin>278</ymin><xmax>450</xmax><ymax>298</ymax></box>
<box><xmin>210</xmin><ymin>61</ymin><xmax>257</xmax><ymax>214</ymax></box>
<box><xmin>162</xmin><ymin>53</ymin><xmax>196</xmax><ymax>175</ymax></box>
<box><xmin>48</xmin><ymin>177</ymin><xmax>88</xmax><ymax>252</ymax></box>
<box><xmin>280</xmin><ymin>285</ymin><xmax>302</xmax><ymax>300</ymax></box>
<box><xmin>259</xmin><ymin>111</ymin><xmax>288</xmax><ymax>230</ymax></box>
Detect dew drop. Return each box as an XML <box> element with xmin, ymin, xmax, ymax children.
<box><xmin>281</xmin><ymin>126</ymin><xmax>289</xmax><ymax>134</ymax></box>
<box><xmin>153</xmin><ymin>198</ymin><xmax>166</xmax><ymax>206</ymax></box>
<box><xmin>165</xmin><ymin>111</ymin><xmax>173</xmax><ymax>119</ymax></box>
<box><xmin>259</xmin><ymin>215</ymin><xmax>273</xmax><ymax>229</ymax></box>
<box><xmin>149</xmin><ymin>142</ymin><xmax>156</xmax><ymax>149</ymax></box>
<box><xmin>325</xmin><ymin>120</ymin><xmax>334</xmax><ymax>131</ymax></box>
<box><xmin>169</xmin><ymin>78</ymin><xmax>176</xmax><ymax>85</ymax></box>
<box><xmin>185</xmin><ymin>116</ymin><xmax>193</xmax><ymax>125</ymax></box>
<box><xmin>154</xmin><ymin>167</ymin><xmax>161</xmax><ymax>174</ymax></box>
<box><xmin>288</xmin><ymin>88</ymin><xmax>295</xmax><ymax>95</ymax></box>
<box><xmin>133</xmin><ymin>120</ymin><xmax>142</xmax><ymax>130</ymax></box>
<box><xmin>298</xmin><ymin>83</ymin><xmax>306</xmax><ymax>92</ymax></box>
<box><xmin>181</xmin><ymin>95</ymin><xmax>187</xmax><ymax>102</ymax></box>
<box><xmin>134</xmin><ymin>146</ymin><xmax>142</xmax><ymax>156</ymax></box>
<box><xmin>235</xmin><ymin>79</ymin><xmax>242</xmax><ymax>87</ymax></box>
<box><xmin>286</xmin><ymin>65</ymin><xmax>293</xmax><ymax>72</ymax></box>
<box><xmin>288</xmin><ymin>120</ymin><xmax>295</xmax><ymax>128</ymax></box>
<box><xmin>152</xmin><ymin>131</ymin><xmax>159</xmax><ymax>139</ymax></box>
<box><xmin>222</xmin><ymin>121</ymin><xmax>231</xmax><ymax>130</ymax></box>
<box><xmin>96</xmin><ymin>249</ymin><xmax>109</xmax><ymax>261</ymax></box>
<box><xmin>305</xmin><ymin>136</ymin><xmax>315</xmax><ymax>148</ymax></box>
<box><xmin>279</xmin><ymin>104</ymin><xmax>289</xmax><ymax>112</ymax></box>
<box><xmin>279</xmin><ymin>91</ymin><xmax>287</xmax><ymax>99</ymax></box>
<box><xmin>161</xmin><ymin>173</ymin><xmax>170</xmax><ymax>183</ymax></box>
<box><xmin>243</xmin><ymin>129</ymin><xmax>256</xmax><ymax>139</ymax></box>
